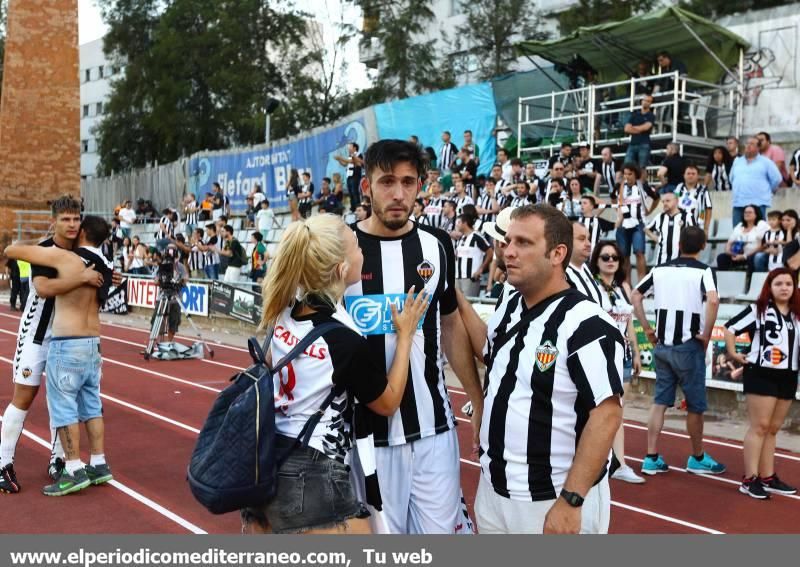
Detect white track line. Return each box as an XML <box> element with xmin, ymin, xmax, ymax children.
<box><xmin>449</xmin><ymin>387</ymin><xmax>800</xmax><ymax>464</ymax></box>
<box><xmin>624</xmin><ymin>456</ymin><xmax>800</xmax><ymax>502</ymax></box>
<box><xmin>623</xmin><ymin>422</ymin><xmax>800</xmax><ymax>463</ymax></box>
<box><xmin>609</xmin><ymin>502</ymin><xmax>724</xmax><ymax>534</ymax></box>
<box><xmin>0</xmin><ymin>313</ymin><xmax>248</xmax><ymax>371</ymax></box>
<box><xmin>0</xmin><ymin>413</ymin><xmax>206</xmax><ymax>534</ymax></box>
<box><xmin>457</xmin><ymin>453</ymin><xmax>723</xmax><ymax>533</ymax></box>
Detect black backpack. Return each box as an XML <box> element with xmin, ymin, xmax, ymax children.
<box><xmin>187</xmin><ymin>321</ymin><xmax>345</xmax><ymax>514</ymax></box>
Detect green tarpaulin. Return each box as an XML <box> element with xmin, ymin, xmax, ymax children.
<box><xmin>516</xmin><ymin>6</ymin><xmax>750</xmax><ymax>85</ymax></box>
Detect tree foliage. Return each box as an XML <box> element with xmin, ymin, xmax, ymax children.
<box><xmin>360</xmin><ymin>0</ymin><xmax>454</xmax><ymax>100</ymax></box>
<box><xmin>453</xmin><ymin>0</ymin><xmax>550</xmax><ymax>82</ymax></box>
<box><xmin>557</xmin><ymin>0</ymin><xmax>657</xmax><ymax>36</ymax></box>
<box><xmin>678</xmin><ymin>0</ymin><xmax>796</xmax><ymax>19</ymax></box>
<box><xmin>95</xmin><ymin>0</ymin><xmax>318</xmax><ymax>175</ymax></box>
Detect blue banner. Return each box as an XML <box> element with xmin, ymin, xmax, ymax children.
<box><xmin>374</xmin><ymin>83</ymin><xmax>497</xmax><ymax>176</ymax></box>
<box><xmin>187</xmin><ymin>116</ymin><xmax>369</xmax><ymax>213</ymax></box>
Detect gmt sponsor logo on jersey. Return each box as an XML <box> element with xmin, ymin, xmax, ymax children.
<box><xmin>344</xmin><ymin>294</ymin><xmax>430</xmax><ymax>336</ymax></box>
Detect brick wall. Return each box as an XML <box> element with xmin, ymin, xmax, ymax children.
<box><xmin>0</xmin><ymin>0</ymin><xmax>80</xmax><ymax>251</ymax></box>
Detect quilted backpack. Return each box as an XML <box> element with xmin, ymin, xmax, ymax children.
<box><xmin>187</xmin><ymin>321</ymin><xmax>344</xmax><ymax>514</ymax></box>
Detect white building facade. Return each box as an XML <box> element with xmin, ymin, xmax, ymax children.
<box><xmin>80</xmin><ymin>38</ymin><xmax>120</xmax><ymax>178</ymax></box>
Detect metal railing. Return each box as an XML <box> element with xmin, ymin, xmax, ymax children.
<box><xmin>517</xmin><ymin>71</ymin><xmax>741</xmax><ymax>159</ymax></box>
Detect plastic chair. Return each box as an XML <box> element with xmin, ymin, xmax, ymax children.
<box><xmin>716</xmin><ymin>271</ymin><xmax>748</xmax><ymax>300</ymax></box>
<box><xmin>736</xmin><ymin>271</ymin><xmax>768</xmax><ymax>302</ymax></box>
<box><xmin>689</xmin><ymin>95</ymin><xmax>711</xmax><ymax>137</ymax></box>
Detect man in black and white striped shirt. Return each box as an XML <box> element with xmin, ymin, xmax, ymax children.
<box><xmin>475</xmin><ymin>178</ymin><xmax>500</xmax><ymax>226</ymax></box>
<box><xmin>455</xmin><ymin>214</ymin><xmax>492</xmax><ymax>297</ymax></box>
<box><xmin>344</xmin><ymin>139</ymin><xmax>482</xmax><ymax>534</ymax></box>
<box><xmin>566</xmin><ymin>222</ymin><xmax>610</xmax><ymax>309</ymax></box>
<box><xmin>594</xmin><ymin>147</ymin><xmax>620</xmax><ymax>200</ymax></box>
<box><xmin>645</xmin><ymin>189</ymin><xmax>695</xmax><ymax>265</ymax></box>
<box><xmin>476</xmin><ymin>204</ymin><xmax>623</xmax><ymax>534</ymax></box>
<box><xmin>632</xmin><ymin>226</ymin><xmax>724</xmax><ymax>477</ymax></box>
<box><xmin>579</xmin><ymin>194</ymin><xmax>615</xmax><ymax>255</ymax></box>
<box><xmin>422</xmin><ymin>181</ymin><xmax>447</xmax><ymax>230</ymax></box>
<box><xmin>439</xmin><ymin>131</ymin><xmax>459</xmax><ymax>172</ymax></box>
<box><xmin>675</xmin><ymin>165</ymin><xmax>713</xmax><ymax>235</ymax></box>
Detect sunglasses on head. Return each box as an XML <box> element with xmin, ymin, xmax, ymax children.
<box><xmin>600</xmin><ymin>254</ymin><xmax>620</xmax><ymax>262</ymax></box>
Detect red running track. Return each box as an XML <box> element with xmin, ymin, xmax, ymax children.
<box><xmin>0</xmin><ymin>307</ymin><xmax>798</xmax><ymax>534</ymax></box>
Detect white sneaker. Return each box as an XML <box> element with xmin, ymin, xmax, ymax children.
<box><xmin>611</xmin><ymin>465</ymin><xmax>646</xmax><ymax>484</ymax></box>
<box><xmin>461</xmin><ymin>401</ymin><xmax>473</xmax><ymax>417</ymax></box>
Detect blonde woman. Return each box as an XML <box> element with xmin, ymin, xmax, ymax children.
<box><xmin>331</xmin><ymin>172</ymin><xmax>345</xmax><ymax>204</ymax></box>
<box><xmin>241</xmin><ymin>214</ymin><xmax>428</xmax><ymax>534</ymax></box>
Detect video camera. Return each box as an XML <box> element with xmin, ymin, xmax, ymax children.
<box><xmin>157</xmin><ymin>245</ymin><xmax>183</xmax><ymax>294</ymax></box>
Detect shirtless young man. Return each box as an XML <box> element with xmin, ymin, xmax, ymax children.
<box><xmin>5</xmin><ymin>215</ymin><xmax>114</xmax><ymax>496</ymax></box>
<box><xmin>0</xmin><ymin>196</ymin><xmax>106</xmax><ymax>494</ymax></box>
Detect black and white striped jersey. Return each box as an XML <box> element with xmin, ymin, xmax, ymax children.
<box><xmin>440</xmin><ymin>142</ymin><xmax>458</xmax><ymax>171</ymax></box>
<box><xmin>344</xmin><ymin>222</ymin><xmax>458</xmax><ymax>447</ymax></box>
<box><xmin>762</xmin><ymin>229</ymin><xmax>786</xmax><ymax>271</ymax></box>
<box><xmin>725</xmin><ymin>303</ymin><xmax>798</xmax><ymax>371</ymax></box>
<box><xmin>184</xmin><ymin>200</ymin><xmax>198</xmax><ymax>226</ymax></box>
<box><xmin>675</xmin><ymin>183</ymin><xmax>712</xmax><ymax>225</ymax></box>
<box><xmin>635</xmin><ymin>258</ymin><xmax>717</xmax><ymax>346</ymax></box>
<box><xmin>646</xmin><ymin>210</ymin><xmax>695</xmax><ymax>265</ymax></box>
<box><xmin>479</xmin><ymin>288</ymin><xmax>624</xmax><ymax>501</ymax></box>
<box><xmin>189</xmin><ymin>245</ymin><xmax>207</xmax><ymax>271</ymax></box>
<box><xmin>599</xmin><ymin>160</ymin><xmax>619</xmax><ymax>199</ymax></box>
<box><xmin>17</xmin><ymin>238</ymin><xmax>59</xmax><ymax>348</ymax></box>
<box><xmin>510</xmin><ymin>194</ymin><xmax>532</xmax><ymax>208</ymax></box>
<box><xmin>454</xmin><ymin>194</ymin><xmax>474</xmax><ymax>216</ymax></box>
<box><xmin>791</xmin><ymin>148</ymin><xmax>800</xmax><ymax>180</ymax></box>
<box><xmin>579</xmin><ymin>215</ymin><xmax>615</xmax><ymax>255</ymax></box>
<box><xmin>708</xmin><ymin>161</ymin><xmax>731</xmax><ymax>191</ymax></box>
<box><xmin>557</xmin><ymin>197</ymin><xmax>582</xmax><ymax>220</ymax></box>
<box><xmin>156</xmin><ymin>215</ymin><xmax>174</xmax><ymax>240</ymax></box>
<box><xmin>204</xmin><ymin>235</ymin><xmax>220</xmax><ymax>266</ymax></box>
<box><xmin>271</xmin><ymin>301</ymin><xmax>389</xmax><ymax>463</ymax></box>
<box><xmin>455</xmin><ymin>231</ymin><xmax>490</xmax><ymax>279</ymax></box>
<box><xmin>566</xmin><ymin>263</ymin><xmax>611</xmax><ymax>310</ymax></box>
<box><xmin>423</xmin><ymin>196</ymin><xmax>447</xmax><ymax>230</ymax></box>
<box><xmin>476</xmin><ymin>190</ymin><xmax>497</xmax><ymax>224</ymax></box>
<box><xmin>619</xmin><ymin>181</ymin><xmax>657</xmax><ymax>229</ymax></box>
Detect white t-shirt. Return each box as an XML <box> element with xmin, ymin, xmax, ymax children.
<box><xmin>256</xmin><ymin>208</ymin><xmax>275</xmax><ymax>232</ymax></box>
<box><xmin>729</xmin><ymin>220</ymin><xmax>769</xmax><ymax>256</ymax></box>
<box><xmin>119</xmin><ymin>207</ymin><xmax>136</xmax><ymax>229</ymax></box>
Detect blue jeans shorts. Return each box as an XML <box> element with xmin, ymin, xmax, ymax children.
<box><xmin>616</xmin><ymin>223</ymin><xmax>646</xmax><ymax>256</ymax></box>
<box><xmin>625</xmin><ymin>143</ymin><xmax>651</xmax><ymax>169</ymax></box>
<box><xmin>46</xmin><ymin>337</ymin><xmax>103</xmax><ymax>428</ymax></box>
<box><xmin>622</xmin><ymin>356</ymin><xmax>633</xmax><ymax>384</ymax></box>
<box><xmin>241</xmin><ymin>436</ymin><xmax>364</xmax><ymax>534</ymax></box>
<box><xmin>653</xmin><ymin>340</ymin><xmax>707</xmax><ymax>413</ymax></box>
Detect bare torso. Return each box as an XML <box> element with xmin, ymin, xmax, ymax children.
<box><xmin>52</xmin><ymin>254</ymin><xmax>101</xmax><ymax>337</ymax></box>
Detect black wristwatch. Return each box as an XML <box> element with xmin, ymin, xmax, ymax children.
<box><xmin>560</xmin><ymin>488</ymin><xmax>584</xmax><ymax>508</ymax></box>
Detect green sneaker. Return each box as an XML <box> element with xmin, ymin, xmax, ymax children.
<box><xmin>42</xmin><ymin>468</ymin><xmax>91</xmax><ymax>496</ymax></box>
<box><xmin>85</xmin><ymin>463</ymin><xmax>113</xmax><ymax>485</ymax></box>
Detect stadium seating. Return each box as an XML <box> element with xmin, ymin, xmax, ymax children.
<box><xmin>736</xmin><ymin>271</ymin><xmax>768</xmax><ymax>302</ymax></box>
<box><xmin>715</xmin><ymin>271</ymin><xmax>748</xmax><ymax>300</ymax></box>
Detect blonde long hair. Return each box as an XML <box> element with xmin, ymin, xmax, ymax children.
<box><xmin>260</xmin><ymin>214</ymin><xmax>349</xmax><ymax>329</ymax></box>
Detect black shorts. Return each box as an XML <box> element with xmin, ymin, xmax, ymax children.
<box><xmin>743</xmin><ymin>365</ymin><xmax>798</xmax><ymax>400</ymax></box>
<box><xmin>151</xmin><ymin>301</ymin><xmax>181</xmax><ymax>333</ymax></box>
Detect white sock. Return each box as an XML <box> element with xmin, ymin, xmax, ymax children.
<box><xmin>65</xmin><ymin>459</ymin><xmax>84</xmax><ymax>475</ymax></box>
<box><xmin>90</xmin><ymin>453</ymin><xmax>106</xmax><ymax>466</ymax></box>
<box><xmin>50</xmin><ymin>428</ymin><xmax>65</xmax><ymax>461</ymax></box>
<box><xmin>0</xmin><ymin>404</ymin><xmax>28</xmax><ymax>468</ymax></box>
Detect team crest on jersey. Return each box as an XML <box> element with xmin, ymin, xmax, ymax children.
<box><xmin>764</xmin><ymin>347</ymin><xmax>787</xmax><ymax>366</ymax></box>
<box><xmin>417</xmin><ymin>260</ymin><xmax>435</xmax><ymax>283</ymax></box>
<box><xmin>21</xmin><ymin>368</ymin><xmax>32</xmax><ymax>379</ymax></box>
<box><xmin>535</xmin><ymin>341</ymin><xmax>558</xmax><ymax>372</ymax></box>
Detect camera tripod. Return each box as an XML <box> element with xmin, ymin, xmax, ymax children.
<box><xmin>143</xmin><ymin>289</ymin><xmax>214</xmax><ymax>360</ymax></box>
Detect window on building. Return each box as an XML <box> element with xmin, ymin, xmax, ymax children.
<box><xmin>81</xmin><ymin>140</ymin><xmax>89</xmax><ymax>154</ymax></box>
<box><xmin>112</xmin><ymin>66</ymin><xmax>120</xmax><ymax>75</ymax></box>
<box><xmin>99</xmin><ymin>65</ymin><xmax>105</xmax><ymax>78</ymax></box>
<box><xmin>82</xmin><ymin>105</ymin><xmax>90</xmax><ymax>118</ymax></box>
<box><xmin>96</xmin><ymin>102</ymin><xmax>103</xmax><ymax>115</ymax></box>
<box><xmin>85</xmin><ymin>69</ymin><xmax>91</xmax><ymax>82</ymax></box>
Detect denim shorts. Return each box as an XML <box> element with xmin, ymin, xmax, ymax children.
<box><xmin>46</xmin><ymin>337</ymin><xmax>103</xmax><ymax>428</ymax></box>
<box><xmin>624</xmin><ymin>143</ymin><xmax>651</xmax><ymax>168</ymax></box>
<box><xmin>622</xmin><ymin>356</ymin><xmax>633</xmax><ymax>384</ymax></box>
<box><xmin>653</xmin><ymin>340</ymin><xmax>707</xmax><ymax>413</ymax></box>
<box><xmin>616</xmin><ymin>224</ymin><xmax>646</xmax><ymax>255</ymax></box>
<box><xmin>241</xmin><ymin>436</ymin><xmax>364</xmax><ymax>534</ymax></box>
